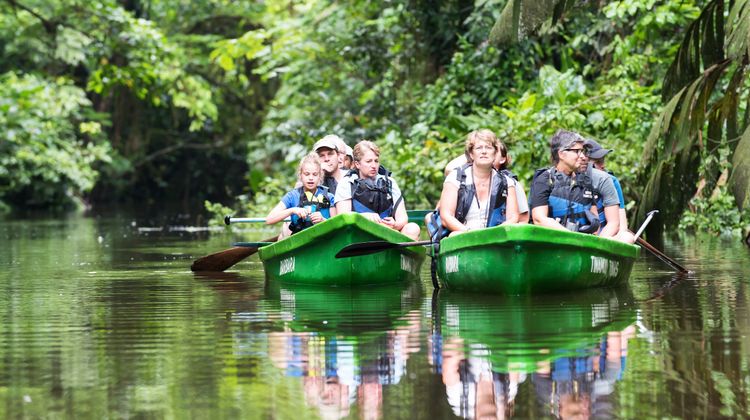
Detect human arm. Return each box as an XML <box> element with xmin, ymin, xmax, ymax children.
<box><xmin>529</xmin><ymin>170</ymin><xmax>566</xmax><ymax>230</ymax></box>
<box><xmin>266</xmin><ymin>201</ymin><xmax>308</xmax><ymax>225</ymax></box>
<box><xmin>438</xmin><ymin>180</ymin><xmax>468</xmax><ymax>232</ymax></box>
<box><xmin>531</xmin><ymin>205</ymin><xmax>567</xmax><ymax>230</ymax></box>
<box><xmin>501</xmin><ymin>183</ymin><xmax>519</xmax><ymax>224</ymax></box>
<box><xmin>599</xmin><ymin>205</ymin><xmax>620</xmax><ymax>237</ymax></box>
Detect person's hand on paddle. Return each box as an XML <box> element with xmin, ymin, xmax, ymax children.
<box><xmin>309</xmin><ymin>211</ymin><xmax>325</xmax><ymax>224</ymax></box>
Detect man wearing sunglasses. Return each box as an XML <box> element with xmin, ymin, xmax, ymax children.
<box><xmin>529</xmin><ymin>129</ymin><xmax>619</xmax><ymax>235</ymax></box>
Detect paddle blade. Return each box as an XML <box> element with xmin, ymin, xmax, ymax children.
<box><xmin>191</xmin><ymin>235</ymin><xmax>278</xmax><ymax>272</ymax></box>
<box><xmin>335</xmin><ymin>241</ymin><xmax>398</xmax><ymax>258</ymax></box>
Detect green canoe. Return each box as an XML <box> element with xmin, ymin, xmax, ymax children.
<box><xmin>436</xmin><ymin>224</ymin><xmax>640</xmax><ymax>294</ymax></box>
<box><xmin>258</xmin><ymin>213</ymin><xmax>426</xmax><ymax>286</ymax></box>
<box><xmin>435</xmin><ymin>286</ymin><xmax>636</xmax><ymax>373</ymax></box>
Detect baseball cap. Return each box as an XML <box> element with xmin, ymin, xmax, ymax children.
<box><xmin>344</xmin><ymin>144</ymin><xmax>353</xmax><ymax>158</ymax></box>
<box><xmin>313</xmin><ymin>135</ymin><xmax>339</xmax><ymax>152</ymax></box>
<box><xmin>584</xmin><ymin>139</ymin><xmax>613</xmax><ymax>159</ymax></box>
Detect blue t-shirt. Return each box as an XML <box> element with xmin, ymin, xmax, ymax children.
<box><xmin>611</xmin><ymin>175</ymin><xmax>625</xmax><ymax>209</ymax></box>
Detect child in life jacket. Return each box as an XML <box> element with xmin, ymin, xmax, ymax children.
<box><xmin>266</xmin><ymin>153</ymin><xmax>336</xmax><ymax>237</ymax></box>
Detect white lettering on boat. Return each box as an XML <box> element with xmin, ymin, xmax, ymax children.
<box><xmin>400</xmin><ymin>255</ymin><xmax>418</xmax><ymax>275</ymax></box>
<box><xmin>279</xmin><ymin>257</ymin><xmax>295</xmax><ymax>275</ymax></box>
<box><xmin>590</xmin><ymin>256</ymin><xmax>619</xmax><ymax>278</ymax></box>
<box><xmin>445</xmin><ymin>255</ymin><xmax>459</xmax><ymax>274</ymax></box>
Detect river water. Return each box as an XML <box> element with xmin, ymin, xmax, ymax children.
<box><xmin>1</xmin><ymin>214</ymin><xmax>749</xmax><ymax>419</ymax></box>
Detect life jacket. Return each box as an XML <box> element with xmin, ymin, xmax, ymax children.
<box><xmin>427</xmin><ymin>164</ymin><xmax>509</xmax><ymax>240</ymax></box>
<box><xmin>347</xmin><ymin>165</ymin><xmax>397</xmax><ymax>218</ymax></box>
<box><xmin>289</xmin><ymin>186</ymin><xmax>332</xmax><ymax>234</ymax></box>
<box><xmin>539</xmin><ymin>165</ymin><xmax>600</xmax><ymax>234</ymax></box>
<box><xmin>321</xmin><ymin>174</ymin><xmax>338</xmax><ymax>195</ymax></box>
<box><xmin>454</xmin><ymin>163</ymin><xmax>508</xmax><ymax>227</ymax></box>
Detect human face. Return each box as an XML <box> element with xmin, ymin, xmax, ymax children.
<box><xmin>355</xmin><ymin>149</ymin><xmax>380</xmax><ymax>179</ymax></box>
<box><xmin>558</xmin><ymin>142</ymin><xmax>586</xmax><ymax>174</ymax></box>
<box><xmin>592</xmin><ymin>158</ymin><xmax>606</xmax><ymax>171</ymax></box>
<box><xmin>316</xmin><ymin>148</ymin><xmax>338</xmax><ymax>174</ymax></box>
<box><xmin>470</xmin><ymin>141</ymin><xmax>496</xmax><ymax>167</ymax></box>
<box><xmin>337</xmin><ymin>150</ymin><xmax>346</xmax><ymax>168</ymax></box>
<box><xmin>299</xmin><ymin>163</ymin><xmax>321</xmax><ymax>191</ymax></box>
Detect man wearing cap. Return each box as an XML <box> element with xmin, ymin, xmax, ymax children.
<box><xmin>581</xmin><ymin>139</ymin><xmax>635</xmax><ymax>243</ymax></box>
<box><xmin>529</xmin><ymin>129</ymin><xmax>619</xmax><ymax>235</ymax></box>
<box><xmin>326</xmin><ymin>135</ymin><xmax>350</xmax><ymax>170</ymax></box>
<box><xmin>313</xmin><ymin>135</ymin><xmax>348</xmax><ymax>194</ymax></box>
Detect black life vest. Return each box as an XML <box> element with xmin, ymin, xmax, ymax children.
<box><xmin>427</xmin><ymin>164</ymin><xmax>509</xmax><ymax>241</ymax></box>
<box><xmin>349</xmin><ymin>165</ymin><xmax>396</xmax><ymax>218</ymax></box>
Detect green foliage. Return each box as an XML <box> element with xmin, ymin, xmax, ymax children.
<box><xmin>0</xmin><ymin>72</ymin><xmax>112</xmax><ymax>209</ymax></box>
<box><xmin>203</xmin><ymin>200</ymin><xmax>233</xmax><ymax>229</ymax></box>
<box><xmin>679</xmin><ymin>143</ymin><xmax>750</xmax><ymax>237</ymax></box>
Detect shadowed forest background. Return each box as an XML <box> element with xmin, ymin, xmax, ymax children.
<box><xmin>1</xmin><ymin>0</ymin><xmax>749</xmax><ymax>237</ymax></box>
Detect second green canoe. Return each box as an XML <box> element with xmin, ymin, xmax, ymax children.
<box><xmin>258</xmin><ymin>213</ymin><xmax>425</xmax><ymax>286</ymax></box>
<box><xmin>436</xmin><ymin>224</ymin><xmax>640</xmax><ymax>294</ymax></box>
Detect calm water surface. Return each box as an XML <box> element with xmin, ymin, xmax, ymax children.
<box><xmin>1</xmin><ymin>215</ymin><xmax>749</xmax><ymax>419</ymax></box>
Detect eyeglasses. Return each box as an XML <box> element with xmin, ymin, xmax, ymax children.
<box><xmin>473</xmin><ymin>145</ymin><xmax>495</xmax><ymax>152</ymax></box>
<box><xmin>564</xmin><ymin>148</ymin><xmax>589</xmax><ymax>156</ymax></box>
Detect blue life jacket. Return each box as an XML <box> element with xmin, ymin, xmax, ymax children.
<box><xmin>536</xmin><ymin>165</ymin><xmax>599</xmax><ymax>234</ymax></box>
<box><xmin>427</xmin><ymin>164</ymin><xmax>509</xmax><ymax>240</ymax></box>
<box><xmin>348</xmin><ymin>165</ymin><xmax>397</xmax><ymax>219</ymax></box>
<box><xmin>289</xmin><ymin>186</ymin><xmax>332</xmax><ymax>234</ymax></box>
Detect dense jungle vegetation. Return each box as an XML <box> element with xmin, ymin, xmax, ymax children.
<box><xmin>1</xmin><ymin>0</ymin><xmax>748</xmax><ymax>236</ymax></box>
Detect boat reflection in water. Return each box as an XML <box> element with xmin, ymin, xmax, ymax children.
<box><xmin>257</xmin><ymin>280</ymin><xmax>423</xmax><ymax>419</ymax></box>
<box><xmin>431</xmin><ymin>287</ymin><xmax>636</xmax><ymax>419</ymax></box>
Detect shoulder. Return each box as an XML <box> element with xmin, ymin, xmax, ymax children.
<box><xmin>445</xmin><ymin>155</ymin><xmax>467</xmax><ymax>175</ymax></box>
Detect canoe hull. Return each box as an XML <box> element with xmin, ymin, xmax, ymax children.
<box><xmin>436</xmin><ymin>224</ymin><xmax>640</xmax><ymax>294</ymax></box>
<box><xmin>259</xmin><ymin>213</ymin><xmax>425</xmax><ymax>286</ymax></box>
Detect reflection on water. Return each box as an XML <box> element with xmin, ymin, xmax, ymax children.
<box><xmin>431</xmin><ymin>288</ymin><xmax>636</xmax><ymax>419</ymax></box>
<box><xmin>3</xmin><ymin>215</ymin><xmax>750</xmax><ymax>418</ymax></box>
<box><xmin>239</xmin><ymin>282</ymin><xmax>423</xmax><ymax>419</ymax></box>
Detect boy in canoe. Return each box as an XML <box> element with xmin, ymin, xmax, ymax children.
<box><xmin>313</xmin><ymin>135</ymin><xmax>348</xmax><ymax>194</ymax></box>
<box><xmin>529</xmin><ymin>129</ymin><xmax>620</xmax><ymax>235</ymax></box>
<box><xmin>267</xmin><ymin>153</ymin><xmax>336</xmax><ymax>237</ymax></box>
<box><xmin>334</xmin><ymin>140</ymin><xmax>421</xmax><ymax>240</ymax></box>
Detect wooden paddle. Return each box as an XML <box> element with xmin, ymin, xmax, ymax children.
<box><xmin>335</xmin><ymin>240</ymin><xmax>433</xmax><ymax>258</ymax></box>
<box><xmin>190</xmin><ymin>235</ymin><xmax>278</xmax><ymax>272</ymax></box>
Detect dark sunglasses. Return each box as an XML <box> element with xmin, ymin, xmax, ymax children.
<box><xmin>564</xmin><ymin>148</ymin><xmax>589</xmax><ymax>156</ymax></box>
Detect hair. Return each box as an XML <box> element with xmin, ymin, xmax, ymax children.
<box><xmin>549</xmin><ymin>129</ymin><xmax>585</xmax><ymax>164</ymax></box>
<box><xmin>297</xmin><ymin>153</ymin><xmax>322</xmax><ymax>178</ymax></box>
<box><xmin>353</xmin><ymin>140</ymin><xmax>380</xmax><ymax>162</ymax></box>
<box><xmin>464</xmin><ymin>129</ymin><xmax>500</xmax><ymax>163</ymax></box>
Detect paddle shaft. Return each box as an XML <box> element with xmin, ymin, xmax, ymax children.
<box><xmin>636</xmin><ymin>237</ymin><xmax>689</xmax><ymax>274</ymax></box>
<box><xmin>634</xmin><ymin>210</ymin><xmax>659</xmax><ymax>240</ymax></box>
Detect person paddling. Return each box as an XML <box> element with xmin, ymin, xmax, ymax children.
<box><xmin>267</xmin><ymin>153</ymin><xmax>336</xmax><ymax>238</ymax></box>
<box><xmin>529</xmin><ymin>130</ymin><xmax>619</xmax><ymax>234</ymax></box>
<box><xmin>436</xmin><ymin>129</ymin><xmax>520</xmax><ymax>237</ymax></box>
<box><xmin>581</xmin><ymin>139</ymin><xmax>636</xmax><ymax>244</ymax></box>
<box><xmin>334</xmin><ymin>140</ymin><xmax>421</xmax><ymax>240</ymax></box>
